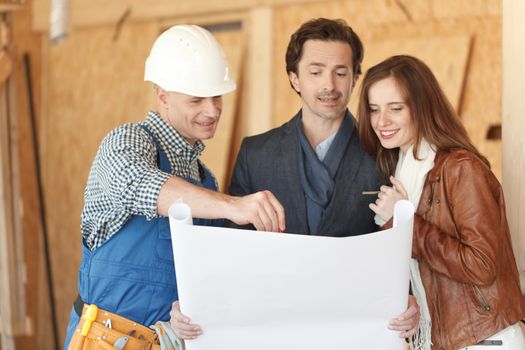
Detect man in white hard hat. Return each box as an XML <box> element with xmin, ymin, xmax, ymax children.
<box><xmin>63</xmin><ymin>25</ymin><xmax>284</xmax><ymax>350</ymax></box>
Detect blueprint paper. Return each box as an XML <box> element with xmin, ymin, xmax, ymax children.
<box><xmin>168</xmin><ymin>200</ymin><xmax>415</xmax><ymax>350</ymax></box>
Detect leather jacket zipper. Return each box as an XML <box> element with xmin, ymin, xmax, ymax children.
<box><xmin>472</xmin><ymin>285</ymin><xmax>492</xmax><ymax>312</ymax></box>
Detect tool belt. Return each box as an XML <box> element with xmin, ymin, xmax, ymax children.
<box><xmin>68</xmin><ymin>297</ymin><xmax>161</xmax><ymax>350</ymax></box>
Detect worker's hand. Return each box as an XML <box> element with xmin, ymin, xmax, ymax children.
<box><xmin>228</xmin><ymin>190</ymin><xmax>285</xmax><ymax>232</ymax></box>
<box><xmin>388</xmin><ymin>295</ymin><xmax>420</xmax><ymax>338</ymax></box>
<box><xmin>169</xmin><ymin>301</ymin><xmax>202</xmax><ymax>340</ymax></box>
<box><xmin>369</xmin><ymin>176</ymin><xmax>408</xmax><ymax>223</ymax></box>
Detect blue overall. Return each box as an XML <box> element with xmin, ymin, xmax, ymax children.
<box><xmin>64</xmin><ymin>125</ymin><xmax>222</xmax><ymax>349</ymax></box>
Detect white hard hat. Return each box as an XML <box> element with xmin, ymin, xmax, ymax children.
<box><xmin>144</xmin><ymin>25</ymin><xmax>236</xmax><ymax>97</ymax></box>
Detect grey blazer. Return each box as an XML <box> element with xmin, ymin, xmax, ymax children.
<box><xmin>228</xmin><ymin>112</ymin><xmax>384</xmax><ymax>237</ymax></box>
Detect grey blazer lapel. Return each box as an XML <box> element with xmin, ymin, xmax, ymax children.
<box><xmin>279</xmin><ymin>115</ymin><xmax>309</xmax><ymax>235</ymax></box>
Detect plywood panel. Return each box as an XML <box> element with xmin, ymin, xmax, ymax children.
<box><xmin>43</xmin><ymin>21</ymin><xmax>159</xmax><ymax>342</ymax></box>
<box><xmin>431</xmin><ymin>0</ymin><xmax>502</xmax><ymax>19</ymax></box>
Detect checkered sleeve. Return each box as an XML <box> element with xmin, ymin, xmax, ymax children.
<box><xmin>94</xmin><ymin>124</ymin><xmax>171</xmax><ymax>219</ymax></box>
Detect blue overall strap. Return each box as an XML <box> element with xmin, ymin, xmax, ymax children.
<box><xmin>138</xmin><ymin>124</ymin><xmax>172</xmax><ymax>173</ymax></box>
<box><xmin>138</xmin><ymin>124</ymin><xmax>223</xmax><ymax>227</ymax></box>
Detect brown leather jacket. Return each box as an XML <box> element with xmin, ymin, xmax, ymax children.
<box><xmin>411</xmin><ymin>148</ymin><xmax>525</xmax><ymax>349</ymax></box>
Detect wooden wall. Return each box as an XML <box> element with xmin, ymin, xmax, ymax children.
<box><xmin>4</xmin><ymin>0</ymin><xmax>507</xmax><ymax>348</ymax></box>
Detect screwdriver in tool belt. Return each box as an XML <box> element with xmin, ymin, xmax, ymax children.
<box><xmin>81</xmin><ymin>304</ymin><xmax>98</xmax><ymax>336</ymax></box>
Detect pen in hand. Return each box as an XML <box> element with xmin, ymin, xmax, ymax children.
<box><xmin>362</xmin><ymin>191</ymin><xmax>379</xmax><ymax>195</ymax></box>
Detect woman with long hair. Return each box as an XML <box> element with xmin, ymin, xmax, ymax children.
<box><xmin>357</xmin><ymin>55</ymin><xmax>525</xmax><ymax>349</ymax></box>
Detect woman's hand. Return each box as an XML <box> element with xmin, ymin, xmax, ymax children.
<box><xmin>369</xmin><ymin>176</ymin><xmax>408</xmax><ymax>223</ymax></box>
<box><xmin>169</xmin><ymin>301</ymin><xmax>203</xmax><ymax>340</ymax></box>
<box><xmin>388</xmin><ymin>295</ymin><xmax>420</xmax><ymax>338</ymax></box>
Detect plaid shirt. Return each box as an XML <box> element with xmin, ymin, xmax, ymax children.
<box><xmin>81</xmin><ymin>111</ymin><xmax>207</xmax><ymax>250</ymax></box>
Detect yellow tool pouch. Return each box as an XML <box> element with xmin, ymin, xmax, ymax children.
<box><xmin>68</xmin><ymin>304</ymin><xmax>161</xmax><ymax>350</ymax></box>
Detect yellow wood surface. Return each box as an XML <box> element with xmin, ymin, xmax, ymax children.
<box><xmin>0</xmin><ymin>50</ymin><xmax>13</xmax><ymax>85</ymax></box>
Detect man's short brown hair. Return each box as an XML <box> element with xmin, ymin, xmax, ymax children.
<box><xmin>285</xmin><ymin>18</ymin><xmax>364</xmax><ymax>77</ymax></box>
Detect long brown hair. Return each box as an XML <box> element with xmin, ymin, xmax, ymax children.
<box><xmin>357</xmin><ymin>55</ymin><xmax>489</xmax><ymax>177</ymax></box>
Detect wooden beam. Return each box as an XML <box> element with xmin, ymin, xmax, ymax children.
<box><xmin>0</xmin><ymin>63</ymin><xmax>28</xmax><ymax>340</ymax></box>
<box><xmin>32</xmin><ymin>0</ymin><xmax>328</xmax><ymax>32</ymax></box>
<box><xmin>242</xmin><ymin>7</ymin><xmax>273</xmax><ymax>137</ymax></box>
<box><xmin>502</xmin><ymin>0</ymin><xmax>525</xmax><ymax>293</ymax></box>
<box><xmin>160</xmin><ymin>10</ymin><xmax>246</xmax><ymax>29</ymax></box>
<box><xmin>0</xmin><ymin>50</ymin><xmax>13</xmax><ymax>85</ymax></box>
<box><xmin>0</xmin><ymin>0</ymin><xmax>24</xmax><ymax>12</ymax></box>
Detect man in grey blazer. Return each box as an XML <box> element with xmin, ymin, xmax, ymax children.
<box><xmin>170</xmin><ymin>18</ymin><xmax>420</xmax><ymax>341</ymax></box>
<box><xmin>230</xmin><ymin>18</ymin><xmax>381</xmax><ymax>237</ymax></box>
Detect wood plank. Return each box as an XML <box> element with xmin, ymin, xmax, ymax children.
<box><xmin>0</xmin><ymin>55</ymin><xmax>28</xmax><ymax>340</ymax></box>
<box><xmin>32</xmin><ymin>0</ymin><xmax>330</xmax><ymax>32</ymax></box>
<box><xmin>241</xmin><ymin>7</ymin><xmax>273</xmax><ymax>137</ymax></box>
<box><xmin>0</xmin><ymin>0</ymin><xmax>24</xmax><ymax>13</ymax></box>
<box><xmin>502</xmin><ymin>0</ymin><xmax>525</xmax><ymax>292</ymax></box>
<box><xmin>0</xmin><ymin>50</ymin><xmax>13</xmax><ymax>85</ymax></box>
<box><xmin>0</xmin><ymin>70</ymin><xmax>15</xmax><ymax>339</ymax></box>
<box><xmin>0</xmin><ymin>4</ymin><xmax>23</xmax><ymax>13</ymax></box>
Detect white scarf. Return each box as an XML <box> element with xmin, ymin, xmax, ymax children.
<box><xmin>375</xmin><ymin>139</ymin><xmax>436</xmax><ymax>350</ymax></box>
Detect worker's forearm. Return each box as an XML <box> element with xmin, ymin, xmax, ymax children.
<box><xmin>157</xmin><ymin>176</ymin><xmax>232</xmax><ymax>219</ymax></box>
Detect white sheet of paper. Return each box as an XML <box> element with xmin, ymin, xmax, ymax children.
<box><xmin>168</xmin><ymin>200</ymin><xmax>415</xmax><ymax>350</ymax></box>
